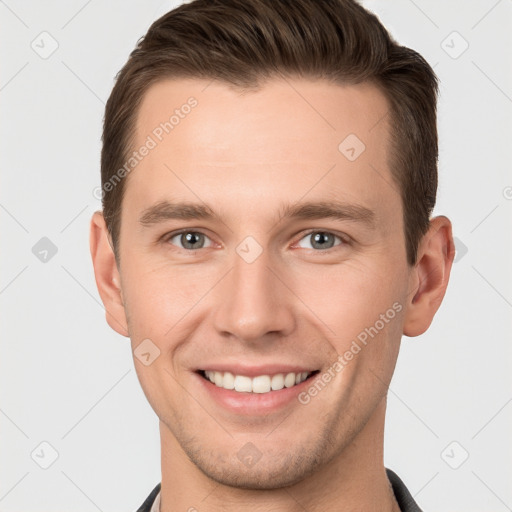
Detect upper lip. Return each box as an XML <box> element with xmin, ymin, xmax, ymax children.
<box><xmin>197</xmin><ymin>364</ymin><xmax>318</xmax><ymax>377</ymax></box>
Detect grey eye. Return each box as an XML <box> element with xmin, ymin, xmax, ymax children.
<box><xmin>169</xmin><ymin>231</ymin><xmax>212</xmax><ymax>250</ymax></box>
<box><xmin>297</xmin><ymin>232</ymin><xmax>342</xmax><ymax>250</ymax></box>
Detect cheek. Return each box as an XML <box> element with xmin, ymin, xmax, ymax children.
<box><xmin>293</xmin><ymin>261</ymin><xmax>407</xmax><ymax>388</ymax></box>
<box><xmin>314</xmin><ymin>267</ymin><xmax>405</xmax><ymax>407</ymax></box>
<box><xmin>121</xmin><ymin>258</ymin><xmax>219</xmax><ymax>346</ymax></box>
<box><xmin>293</xmin><ymin>258</ymin><xmax>405</xmax><ymax>334</ymax></box>
<box><xmin>121</xmin><ymin>260</ymin><xmax>239</xmax><ymax>417</ymax></box>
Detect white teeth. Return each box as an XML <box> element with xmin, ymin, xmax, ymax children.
<box><xmin>271</xmin><ymin>373</ymin><xmax>284</xmax><ymax>391</ymax></box>
<box><xmin>203</xmin><ymin>370</ymin><xmax>311</xmax><ymax>393</ymax></box>
<box><xmin>252</xmin><ymin>375</ymin><xmax>271</xmax><ymax>393</ymax></box>
<box><xmin>234</xmin><ymin>375</ymin><xmax>252</xmax><ymax>392</ymax></box>
<box><xmin>223</xmin><ymin>371</ymin><xmax>235</xmax><ymax>390</ymax></box>
<box><xmin>284</xmin><ymin>372</ymin><xmax>296</xmax><ymax>388</ymax></box>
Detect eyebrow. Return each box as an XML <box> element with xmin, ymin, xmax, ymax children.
<box><xmin>138</xmin><ymin>199</ymin><xmax>376</xmax><ymax>228</ymax></box>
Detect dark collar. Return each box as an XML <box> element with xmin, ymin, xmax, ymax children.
<box><xmin>136</xmin><ymin>482</ymin><xmax>161</xmax><ymax>512</ymax></box>
<box><xmin>386</xmin><ymin>468</ymin><xmax>423</xmax><ymax>512</ymax></box>
<box><xmin>137</xmin><ymin>468</ymin><xmax>422</xmax><ymax>512</ymax></box>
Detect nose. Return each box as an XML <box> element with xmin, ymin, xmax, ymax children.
<box><xmin>212</xmin><ymin>247</ymin><xmax>296</xmax><ymax>345</ymax></box>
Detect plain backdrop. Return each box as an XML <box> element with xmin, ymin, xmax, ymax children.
<box><xmin>1</xmin><ymin>1</ymin><xmax>511</xmax><ymax>511</ymax></box>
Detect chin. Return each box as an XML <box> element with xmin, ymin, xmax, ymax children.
<box><xmin>173</xmin><ymin>427</ymin><xmax>335</xmax><ymax>491</ymax></box>
<box><xmin>191</xmin><ymin>452</ymin><xmax>323</xmax><ymax>490</ymax></box>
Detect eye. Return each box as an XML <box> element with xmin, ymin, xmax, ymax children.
<box><xmin>166</xmin><ymin>230</ymin><xmax>213</xmax><ymax>250</ymax></box>
<box><xmin>295</xmin><ymin>231</ymin><xmax>346</xmax><ymax>251</ymax></box>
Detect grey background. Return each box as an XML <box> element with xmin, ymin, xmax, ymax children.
<box><xmin>1</xmin><ymin>1</ymin><xmax>511</xmax><ymax>510</ymax></box>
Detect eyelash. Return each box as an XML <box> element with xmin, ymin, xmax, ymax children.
<box><xmin>161</xmin><ymin>229</ymin><xmax>351</xmax><ymax>253</ymax></box>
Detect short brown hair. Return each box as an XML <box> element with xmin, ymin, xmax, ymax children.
<box><xmin>101</xmin><ymin>0</ymin><xmax>438</xmax><ymax>266</ymax></box>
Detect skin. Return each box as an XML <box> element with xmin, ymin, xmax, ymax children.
<box><xmin>90</xmin><ymin>77</ymin><xmax>455</xmax><ymax>511</ymax></box>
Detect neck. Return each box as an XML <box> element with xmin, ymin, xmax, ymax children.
<box><xmin>159</xmin><ymin>397</ymin><xmax>400</xmax><ymax>512</ymax></box>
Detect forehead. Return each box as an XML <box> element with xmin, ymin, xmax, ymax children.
<box><xmin>126</xmin><ymin>77</ymin><xmax>398</xmax><ymax>227</ymax></box>
<box><xmin>135</xmin><ymin>77</ymin><xmax>390</xmax><ymax>158</ymax></box>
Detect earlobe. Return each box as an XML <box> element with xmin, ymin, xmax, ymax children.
<box><xmin>403</xmin><ymin>215</ymin><xmax>455</xmax><ymax>337</ymax></box>
<box><xmin>89</xmin><ymin>211</ymin><xmax>130</xmax><ymax>337</ymax></box>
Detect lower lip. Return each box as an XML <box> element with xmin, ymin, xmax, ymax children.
<box><xmin>195</xmin><ymin>372</ymin><xmax>317</xmax><ymax>415</ymax></box>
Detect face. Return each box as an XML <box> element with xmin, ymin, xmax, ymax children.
<box><xmin>99</xmin><ymin>78</ymin><xmax>420</xmax><ymax>488</ymax></box>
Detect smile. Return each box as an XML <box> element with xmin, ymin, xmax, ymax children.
<box><xmin>199</xmin><ymin>370</ymin><xmax>318</xmax><ymax>394</ymax></box>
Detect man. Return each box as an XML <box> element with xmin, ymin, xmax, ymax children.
<box><xmin>90</xmin><ymin>0</ymin><xmax>455</xmax><ymax>510</ymax></box>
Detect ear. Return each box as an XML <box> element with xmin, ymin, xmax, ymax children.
<box><xmin>89</xmin><ymin>211</ymin><xmax>129</xmax><ymax>337</ymax></box>
<box><xmin>403</xmin><ymin>215</ymin><xmax>455</xmax><ymax>337</ymax></box>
